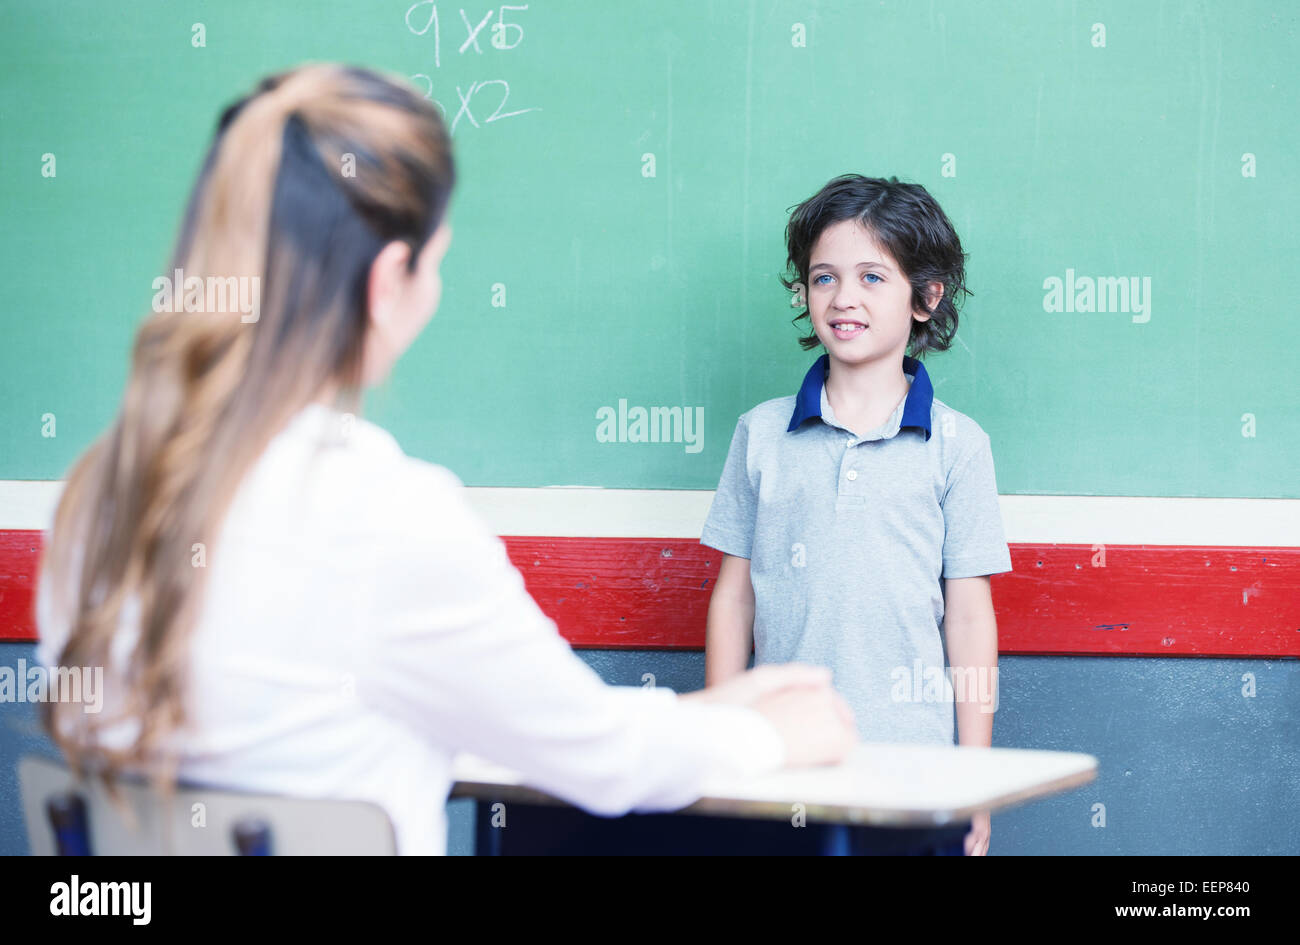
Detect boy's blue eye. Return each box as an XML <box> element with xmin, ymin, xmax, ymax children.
<box><xmin>812</xmin><ymin>272</ymin><xmax>879</xmax><ymax>285</ymax></box>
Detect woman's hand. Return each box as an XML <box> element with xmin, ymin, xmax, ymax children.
<box><xmin>682</xmin><ymin>663</ymin><xmax>857</xmax><ymax>767</ymax></box>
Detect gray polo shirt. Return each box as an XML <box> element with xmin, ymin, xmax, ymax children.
<box><xmin>701</xmin><ymin>354</ymin><xmax>1013</xmax><ymax>746</ymax></box>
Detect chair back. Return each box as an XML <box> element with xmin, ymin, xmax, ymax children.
<box><xmin>19</xmin><ymin>755</ymin><xmax>397</xmax><ymax>855</ymax></box>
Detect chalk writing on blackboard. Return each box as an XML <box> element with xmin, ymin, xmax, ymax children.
<box><xmin>404</xmin><ymin>3</ymin><xmax>539</xmax><ymax>132</ymax></box>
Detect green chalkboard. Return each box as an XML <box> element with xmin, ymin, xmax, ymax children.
<box><xmin>2</xmin><ymin>0</ymin><xmax>1296</xmax><ymax>495</ymax></box>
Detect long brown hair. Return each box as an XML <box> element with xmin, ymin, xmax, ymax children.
<box><xmin>41</xmin><ymin>63</ymin><xmax>455</xmax><ymax>788</ymax></box>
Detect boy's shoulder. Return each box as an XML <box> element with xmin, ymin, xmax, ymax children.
<box><xmin>737</xmin><ymin>395</ymin><xmax>798</xmax><ymax>434</ymax></box>
<box><xmin>929</xmin><ymin>394</ymin><xmax>991</xmax><ymax>437</ymax></box>
<box><xmin>928</xmin><ymin>395</ymin><xmax>994</xmax><ymax>457</ymax></box>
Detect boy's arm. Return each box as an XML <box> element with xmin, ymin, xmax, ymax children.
<box><xmin>943</xmin><ymin>575</ymin><xmax>998</xmax><ymax>747</ymax></box>
<box><xmin>705</xmin><ymin>553</ymin><xmax>755</xmax><ymax>686</ymax></box>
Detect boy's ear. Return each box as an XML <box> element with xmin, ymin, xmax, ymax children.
<box><xmin>914</xmin><ymin>280</ymin><xmax>944</xmax><ymax>321</ymax></box>
<box><xmin>790</xmin><ymin>282</ymin><xmax>807</xmax><ymax>309</ymax></box>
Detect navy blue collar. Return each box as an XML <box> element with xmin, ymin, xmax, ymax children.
<box><xmin>786</xmin><ymin>354</ymin><xmax>933</xmax><ymax>440</ymax></box>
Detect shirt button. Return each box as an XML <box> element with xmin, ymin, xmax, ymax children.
<box><xmin>846</xmin><ymin>470</ymin><xmax>858</xmax><ymax>481</ymax></box>
<box><xmin>846</xmin><ymin>438</ymin><xmax>854</xmax><ymax>446</ymax></box>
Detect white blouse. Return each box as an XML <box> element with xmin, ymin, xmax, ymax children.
<box><xmin>36</xmin><ymin>403</ymin><xmax>785</xmax><ymax>854</ymax></box>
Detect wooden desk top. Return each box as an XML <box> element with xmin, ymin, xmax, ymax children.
<box><xmin>450</xmin><ymin>742</ymin><xmax>1098</xmax><ymax>827</ymax></box>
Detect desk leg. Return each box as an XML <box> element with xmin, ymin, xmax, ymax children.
<box><xmin>935</xmin><ymin>821</ymin><xmax>971</xmax><ymax>856</ymax></box>
<box><xmin>821</xmin><ymin>824</ymin><xmax>852</xmax><ymax>856</ymax></box>
<box><xmin>474</xmin><ymin>799</ymin><xmax>504</xmax><ymax>856</ymax></box>
<box><xmin>909</xmin><ymin>821</ymin><xmax>970</xmax><ymax>856</ymax></box>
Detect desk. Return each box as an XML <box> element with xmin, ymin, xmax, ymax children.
<box><xmin>450</xmin><ymin>742</ymin><xmax>1097</xmax><ymax>855</ymax></box>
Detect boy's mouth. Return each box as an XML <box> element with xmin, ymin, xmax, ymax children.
<box><xmin>830</xmin><ymin>320</ymin><xmax>867</xmax><ymax>339</ymax></box>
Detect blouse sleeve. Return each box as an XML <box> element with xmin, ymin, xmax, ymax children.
<box><xmin>356</xmin><ymin>464</ymin><xmax>786</xmax><ymax>816</ymax></box>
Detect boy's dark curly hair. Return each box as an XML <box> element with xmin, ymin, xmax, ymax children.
<box><xmin>781</xmin><ymin>174</ymin><xmax>970</xmax><ymax>358</ymax></box>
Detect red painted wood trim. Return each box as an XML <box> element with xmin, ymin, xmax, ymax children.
<box><xmin>2</xmin><ymin>531</ymin><xmax>1297</xmax><ymax>657</ymax></box>
<box><xmin>0</xmin><ymin>530</ymin><xmax>42</xmax><ymax>647</ymax></box>
<box><xmin>503</xmin><ymin>539</ymin><xmax>1300</xmax><ymax>657</ymax></box>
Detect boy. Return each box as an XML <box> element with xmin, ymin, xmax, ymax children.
<box><xmin>701</xmin><ymin>175</ymin><xmax>1013</xmax><ymax>855</ymax></box>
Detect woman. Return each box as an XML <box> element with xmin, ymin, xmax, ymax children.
<box><xmin>36</xmin><ymin>63</ymin><xmax>855</xmax><ymax>855</ymax></box>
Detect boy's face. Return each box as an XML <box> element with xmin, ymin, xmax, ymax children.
<box><xmin>805</xmin><ymin>219</ymin><xmax>937</xmax><ymax>367</ymax></box>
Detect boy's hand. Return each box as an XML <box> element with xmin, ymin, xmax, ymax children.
<box><xmin>964</xmin><ymin>810</ymin><xmax>991</xmax><ymax>855</ymax></box>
